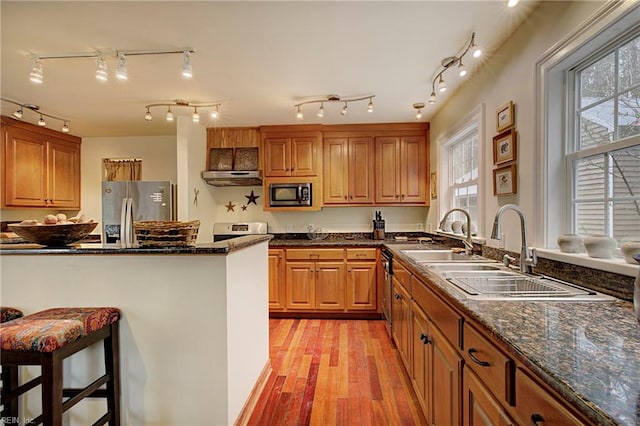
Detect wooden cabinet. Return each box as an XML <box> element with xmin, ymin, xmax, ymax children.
<box><xmin>512</xmin><ymin>368</ymin><xmax>586</xmax><ymax>426</ymax></box>
<box><xmin>323</xmin><ymin>137</ymin><xmax>374</xmax><ymax>205</ymax></box>
<box><xmin>284</xmin><ymin>249</ymin><xmax>345</xmax><ymax>311</ymax></box>
<box><xmin>392</xmin><ymin>271</ymin><xmax>412</xmax><ymax>371</ymax></box>
<box><xmin>1</xmin><ymin>116</ymin><xmax>81</xmax><ymax>209</ymax></box>
<box><xmin>263</xmin><ymin>132</ymin><xmax>321</xmax><ymax>177</ymax></box>
<box><xmin>345</xmin><ymin>248</ymin><xmax>377</xmax><ymax>310</ymax></box>
<box><xmin>268</xmin><ymin>249</ymin><xmax>286</xmax><ymax>311</ymax></box>
<box><xmin>375</xmin><ymin>135</ymin><xmax>427</xmax><ymax>204</ymax></box>
<box><xmin>463</xmin><ymin>367</ymin><xmax>515</xmax><ymax>426</ymax></box>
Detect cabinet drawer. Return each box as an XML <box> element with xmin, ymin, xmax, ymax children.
<box><xmin>463</xmin><ymin>323</ymin><xmax>514</xmax><ymax>406</ymax></box>
<box><xmin>393</xmin><ymin>261</ymin><xmax>412</xmax><ymax>291</ymax></box>
<box><xmin>346</xmin><ymin>248</ymin><xmax>376</xmax><ymax>260</ymax></box>
<box><xmin>412</xmin><ymin>278</ymin><xmax>461</xmax><ymax>347</ymax></box>
<box><xmin>286</xmin><ymin>248</ymin><xmax>344</xmax><ymax>260</ymax></box>
<box><xmin>513</xmin><ymin>368</ymin><xmax>585</xmax><ymax>426</ymax></box>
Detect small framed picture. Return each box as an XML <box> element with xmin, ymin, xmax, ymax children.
<box><xmin>430</xmin><ymin>171</ymin><xmax>437</xmax><ymax>199</ymax></box>
<box><xmin>496</xmin><ymin>101</ymin><xmax>515</xmax><ymax>132</ymax></box>
<box><xmin>493</xmin><ymin>164</ymin><xmax>517</xmax><ymax>196</ymax></box>
<box><xmin>492</xmin><ymin>128</ymin><xmax>517</xmax><ymax>165</ymax></box>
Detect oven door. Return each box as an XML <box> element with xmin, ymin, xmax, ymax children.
<box><xmin>380</xmin><ymin>249</ymin><xmax>393</xmax><ymax>338</ymax></box>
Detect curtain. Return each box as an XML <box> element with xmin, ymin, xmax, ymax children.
<box><xmin>103</xmin><ymin>158</ymin><xmax>142</xmax><ymax>181</ymax></box>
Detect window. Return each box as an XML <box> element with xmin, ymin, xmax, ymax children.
<box><xmin>537</xmin><ymin>2</ymin><xmax>640</xmax><ymax>266</ymax></box>
<box><xmin>568</xmin><ymin>32</ymin><xmax>640</xmax><ymax>243</ymax></box>
<box><xmin>438</xmin><ymin>106</ymin><xmax>483</xmax><ymax>234</ymax></box>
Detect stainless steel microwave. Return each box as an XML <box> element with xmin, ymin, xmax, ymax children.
<box><xmin>269</xmin><ymin>183</ymin><xmax>312</xmax><ymax>207</ymax></box>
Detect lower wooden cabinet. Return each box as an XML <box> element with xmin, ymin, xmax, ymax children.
<box><xmin>392</xmin><ymin>275</ymin><xmax>412</xmax><ymax>371</ymax></box>
<box><xmin>463</xmin><ymin>367</ymin><xmax>515</xmax><ymax>426</ymax></box>
<box><xmin>271</xmin><ymin>247</ymin><xmax>378</xmax><ymax>314</ymax></box>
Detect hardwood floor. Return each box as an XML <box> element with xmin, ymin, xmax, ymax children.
<box><xmin>245</xmin><ymin>319</ymin><xmax>427</xmax><ymax>425</ymax></box>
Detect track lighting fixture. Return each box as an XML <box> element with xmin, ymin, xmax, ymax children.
<box><xmin>27</xmin><ymin>48</ymin><xmax>195</xmax><ymax>84</ymax></box>
<box><xmin>143</xmin><ymin>100</ymin><xmax>222</xmax><ymax>124</ymax></box>
<box><xmin>30</xmin><ymin>57</ymin><xmax>43</xmax><ymax>84</ymax></box>
<box><xmin>182</xmin><ymin>50</ymin><xmax>193</xmax><ymax>79</ymax></box>
<box><xmin>507</xmin><ymin>0</ymin><xmax>519</xmax><ymax>7</ymax></box>
<box><xmin>96</xmin><ymin>55</ymin><xmax>108</xmax><ymax>82</ymax></box>
<box><xmin>427</xmin><ymin>32</ymin><xmax>482</xmax><ymax>105</ymax></box>
<box><xmin>116</xmin><ymin>53</ymin><xmax>128</xmax><ymax>81</ymax></box>
<box><xmin>2</xmin><ymin>98</ymin><xmax>71</xmax><ymax>133</ymax></box>
<box><xmin>413</xmin><ymin>103</ymin><xmax>425</xmax><ymax>120</ymax></box>
<box><xmin>294</xmin><ymin>94</ymin><xmax>374</xmax><ymax>120</ymax></box>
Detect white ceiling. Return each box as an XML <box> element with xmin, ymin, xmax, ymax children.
<box><xmin>1</xmin><ymin>1</ymin><xmax>540</xmax><ymax>138</ymax></box>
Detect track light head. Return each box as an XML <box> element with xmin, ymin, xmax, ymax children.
<box><xmin>341</xmin><ymin>102</ymin><xmax>348</xmax><ymax>115</ymax></box>
<box><xmin>413</xmin><ymin>103</ymin><xmax>425</xmax><ymax>120</ymax></box>
<box><xmin>144</xmin><ymin>107</ymin><xmax>152</xmax><ymax>121</ymax></box>
<box><xmin>62</xmin><ymin>122</ymin><xmax>70</xmax><ymax>133</ymax></box>
<box><xmin>438</xmin><ymin>75</ymin><xmax>447</xmax><ymax>93</ymax></box>
<box><xmin>192</xmin><ymin>107</ymin><xmax>199</xmax><ymax>123</ymax></box>
<box><xmin>296</xmin><ymin>106</ymin><xmax>304</xmax><ymax>121</ymax></box>
<box><xmin>12</xmin><ymin>108</ymin><xmax>24</xmax><ymax>119</ymax></box>
<box><xmin>182</xmin><ymin>50</ymin><xmax>193</xmax><ymax>79</ymax></box>
<box><xmin>428</xmin><ymin>92</ymin><xmax>437</xmax><ymax>104</ymax></box>
<box><xmin>317</xmin><ymin>103</ymin><xmax>324</xmax><ymax>118</ymax></box>
<box><xmin>116</xmin><ymin>53</ymin><xmax>128</xmax><ymax>81</ymax></box>
<box><xmin>30</xmin><ymin>58</ymin><xmax>43</xmax><ymax>84</ymax></box>
<box><xmin>211</xmin><ymin>105</ymin><xmax>219</xmax><ymax>119</ymax></box>
<box><xmin>458</xmin><ymin>60</ymin><xmax>467</xmax><ymax>77</ymax></box>
<box><xmin>96</xmin><ymin>55</ymin><xmax>108</xmax><ymax>82</ymax></box>
<box><xmin>166</xmin><ymin>107</ymin><xmax>174</xmax><ymax>122</ymax></box>
<box><xmin>507</xmin><ymin>0</ymin><xmax>519</xmax><ymax>7</ymax></box>
<box><xmin>38</xmin><ymin>115</ymin><xmax>46</xmax><ymax>126</ymax></box>
<box><xmin>367</xmin><ymin>98</ymin><xmax>374</xmax><ymax>112</ymax></box>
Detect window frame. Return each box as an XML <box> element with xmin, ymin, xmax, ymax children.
<box><xmin>535</xmin><ymin>1</ymin><xmax>639</xmax><ymax>276</ymax></box>
<box><xmin>437</xmin><ymin>105</ymin><xmax>485</xmax><ymax>236</ymax></box>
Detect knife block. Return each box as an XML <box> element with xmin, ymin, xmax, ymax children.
<box><xmin>373</xmin><ymin>220</ymin><xmax>385</xmax><ymax>240</ymax></box>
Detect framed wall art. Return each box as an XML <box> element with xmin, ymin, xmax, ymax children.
<box><xmin>496</xmin><ymin>101</ymin><xmax>515</xmax><ymax>132</ymax></box>
<box><xmin>493</xmin><ymin>164</ymin><xmax>517</xmax><ymax>196</ymax></box>
<box><xmin>492</xmin><ymin>128</ymin><xmax>517</xmax><ymax>165</ymax></box>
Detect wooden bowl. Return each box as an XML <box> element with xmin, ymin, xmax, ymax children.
<box><xmin>8</xmin><ymin>222</ymin><xmax>98</xmax><ymax>247</ymax></box>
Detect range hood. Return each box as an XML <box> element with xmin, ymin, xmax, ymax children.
<box><xmin>201</xmin><ymin>170</ymin><xmax>263</xmax><ymax>187</ymax></box>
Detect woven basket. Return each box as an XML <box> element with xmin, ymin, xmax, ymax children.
<box><xmin>134</xmin><ymin>220</ymin><xmax>200</xmax><ymax>247</ymax></box>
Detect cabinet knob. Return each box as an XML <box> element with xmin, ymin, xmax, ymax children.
<box><xmin>349</xmin><ymin>195</ymin><xmax>353</xmax><ymax>199</ymax></box>
<box><xmin>419</xmin><ymin>333</ymin><xmax>431</xmax><ymax>344</ymax></box>
<box><xmin>395</xmin><ymin>194</ymin><xmax>399</xmax><ymax>199</ymax></box>
<box><xmin>467</xmin><ymin>348</ymin><xmax>490</xmax><ymax>367</ymax></box>
<box><xmin>344</xmin><ymin>195</ymin><xmax>348</xmax><ymax>199</ymax></box>
<box><xmin>394</xmin><ymin>293</ymin><xmax>401</xmax><ymax>300</ymax></box>
<box><xmin>530</xmin><ymin>414</ymin><xmax>544</xmax><ymax>426</ymax></box>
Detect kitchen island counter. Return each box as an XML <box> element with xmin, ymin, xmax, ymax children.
<box><xmin>1</xmin><ymin>236</ymin><xmax>271</xmax><ymax>425</ymax></box>
<box><xmin>387</xmin><ymin>244</ymin><xmax>640</xmax><ymax>426</ymax></box>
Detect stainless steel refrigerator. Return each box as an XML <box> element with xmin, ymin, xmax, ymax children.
<box><xmin>102</xmin><ymin>181</ymin><xmax>174</xmax><ymax>246</ymax></box>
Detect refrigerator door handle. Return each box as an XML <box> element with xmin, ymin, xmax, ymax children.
<box><xmin>124</xmin><ymin>198</ymin><xmax>134</xmax><ymax>248</ymax></box>
<box><xmin>120</xmin><ymin>198</ymin><xmax>128</xmax><ymax>247</ymax></box>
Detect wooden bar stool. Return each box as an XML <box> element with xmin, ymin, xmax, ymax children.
<box><xmin>1</xmin><ymin>307</ymin><xmax>24</xmax><ymax>419</ymax></box>
<box><xmin>0</xmin><ymin>307</ymin><xmax>121</xmax><ymax>426</ymax></box>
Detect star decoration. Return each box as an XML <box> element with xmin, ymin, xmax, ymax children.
<box><xmin>241</xmin><ymin>205</ymin><xmax>248</xmax><ymax>211</ymax></box>
<box><xmin>245</xmin><ymin>190</ymin><xmax>260</xmax><ymax>205</ymax></box>
<box><xmin>225</xmin><ymin>201</ymin><xmax>236</xmax><ymax>212</ymax></box>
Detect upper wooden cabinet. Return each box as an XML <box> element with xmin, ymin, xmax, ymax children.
<box><xmin>323</xmin><ymin>137</ymin><xmax>375</xmax><ymax>205</ymax></box>
<box><xmin>1</xmin><ymin>116</ymin><xmax>81</xmax><ymax>209</ymax></box>
<box><xmin>375</xmin><ymin>135</ymin><xmax>427</xmax><ymax>204</ymax></box>
<box><xmin>261</xmin><ymin>127</ymin><xmax>322</xmax><ymax>177</ymax></box>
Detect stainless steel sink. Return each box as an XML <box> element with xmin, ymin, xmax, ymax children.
<box><xmin>443</xmin><ymin>273</ymin><xmax>614</xmax><ymax>302</ymax></box>
<box><xmin>426</xmin><ymin>262</ymin><xmax>504</xmax><ymax>272</ymax></box>
<box><xmin>402</xmin><ymin>249</ymin><xmax>453</xmax><ymax>262</ymax></box>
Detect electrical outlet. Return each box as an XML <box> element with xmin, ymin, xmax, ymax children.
<box><xmin>416</xmin><ymin>223</ymin><xmax>423</xmax><ymax>231</ymax></box>
<box><xmin>286</xmin><ymin>224</ymin><xmax>293</xmax><ymax>233</ymax></box>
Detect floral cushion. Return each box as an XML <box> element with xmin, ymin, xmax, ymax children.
<box><xmin>0</xmin><ymin>307</ymin><xmax>24</xmax><ymax>323</ymax></box>
<box><xmin>23</xmin><ymin>307</ymin><xmax>121</xmax><ymax>334</ymax></box>
<box><xmin>0</xmin><ymin>319</ymin><xmax>83</xmax><ymax>352</ymax></box>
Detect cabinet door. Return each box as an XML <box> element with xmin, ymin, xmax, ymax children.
<box><xmin>323</xmin><ymin>138</ymin><xmax>349</xmax><ymax>204</ymax></box>
<box><xmin>400</xmin><ymin>136</ymin><xmax>427</xmax><ymax>203</ymax></box>
<box><xmin>315</xmin><ymin>261</ymin><xmax>345</xmax><ymax>310</ymax></box>
<box><xmin>264</xmin><ymin>138</ymin><xmax>290</xmax><ymax>176</ymax></box>
<box><xmin>392</xmin><ymin>277</ymin><xmax>412</xmax><ymax>371</ymax></box>
<box><xmin>3</xmin><ymin>127</ymin><xmax>48</xmax><ymax>207</ymax></box>
<box><xmin>346</xmin><ymin>261</ymin><xmax>376</xmax><ymax>310</ymax></box>
<box><xmin>348</xmin><ymin>137</ymin><xmax>375</xmax><ymax>204</ymax></box>
<box><xmin>285</xmin><ymin>261</ymin><xmax>315</xmax><ymax>309</ymax></box>
<box><xmin>375</xmin><ymin>137</ymin><xmax>401</xmax><ymax>203</ymax></box>
<box><xmin>411</xmin><ymin>303</ymin><xmax>431</xmax><ymax>421</ymax></box>
<box><xmin>431</xmin><ymin>325</ymin><xmax>462</xmax><ymax>426</ymax></box>
<box><xmin>48</xmin><ymin>140</ymin><xmax>80</xmax><ymax>209</ymax></box>
<box><xmin>463</xmin><ymin>368</ymin><xmax>514</xmax><ymax>426</ymax></box>
<box><xmin>269</xmin><ymin>249</ymin><xmax>286</xmax><ymax>311</ymax></box>
<box><xmin>291</xmin><ymin>136</ymin><xmax>320</xmax><ymax>176</ymax></box>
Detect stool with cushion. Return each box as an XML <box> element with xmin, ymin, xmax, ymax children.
<box><xmin>0</xmin><ymin>307</ymin><xmax>121</xmax><ymax>426</ymax></box>
<box><xmin>0</xmin><ymin>306</ymin><xmax>24</xmax><ymax>418</ymax></box>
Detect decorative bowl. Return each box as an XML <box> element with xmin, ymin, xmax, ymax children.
<box><xmin>307</xmin><ymin>226</ymin><xmax>328</xmax><ymax>241</ymax></box>
<box><xmin>583</xmin><ymin>235</ymin><xmax>617</xmax><ymax>259</ymax></box>
<box><xmin>8</xmin><ymin>222</ymin><xmax>98</xmax><ymax>247</ymax></box>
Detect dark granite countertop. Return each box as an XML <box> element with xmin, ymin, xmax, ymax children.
<box><xmin>0</xmin><ymin>234</ymin><xmax>272</xmax><ymax>255</ymax></box>
<box><xmin>387</xmin><ymin>244</ymin><xmax>639</xmax><ymax>426</ymax></box>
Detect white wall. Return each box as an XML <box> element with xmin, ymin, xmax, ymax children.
<box><xmin>427</xmin><ymin>1</ymin><xmax>605</xmax><ymax>254</ymax></box>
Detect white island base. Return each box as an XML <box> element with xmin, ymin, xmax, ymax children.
<box><xmin>0</xmin><ymin>240</ymin><xmax>269</xmax><ymax>426</ymax></box>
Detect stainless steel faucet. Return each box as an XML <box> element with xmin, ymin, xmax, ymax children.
<box><xmin>439</xmin><ymin>208</ymin><xmax>474</xmax><ymax>255</ymax></box>
<box><xmin>490</xmin><ymin>204</ymin><xmax>537</xmax><ymax>274</ymax></box>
